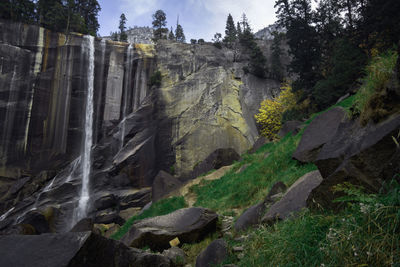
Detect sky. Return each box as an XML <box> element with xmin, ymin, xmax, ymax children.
<box><xmin>97</xmin><ymin>0</ymin><xmax>278</xmax><ymax>41</ymax></box>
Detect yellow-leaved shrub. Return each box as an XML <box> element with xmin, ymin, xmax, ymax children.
<box><xmin>255</xmin><ymin>82</ymin><xmax>296</xmax><ymax>139</ymax></box>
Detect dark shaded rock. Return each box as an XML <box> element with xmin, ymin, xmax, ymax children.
<box><xmin>9</xmin><ymin>176</ymin><xmax>31</xmax><ymax>195</ymax></box>
<box><xmin>195</xmin><ymin>239</ymin><xmax>228</xmax><ymax>267</ymax></box>
<box><xmin>70</xmin><ymin>218</ymin><xmax>94</xmax><ymax>232</ymax></box>
<box><xmin>293</xmin><ymin>107</ymin><xmax>347</xmax><ymax>163</ymax></box>
<box><xmin>118</xmin><ymin>188</ymin><xmax>152</xmax><ymax>209</ymax></box>
<box><xmin>234</xmin><ymin>181</ymin><xmax>288</xmax><ymax>231</ymax></box>
<box><xmin>278</xmin><ymin>121</ymin><xmax>302</xmax><ymax>138</ymax></box>
<box><xmin>94</xmin><ymin>210</ymin><xmax>125</xmax><ymax>225</ymax></box>
<box><xmin>20</xmin><ymin>210</ymin><xmax>49</xmax><ymax>234</ymax></box>
<box><xmin>248</xmin><ymin>137</ymin><xmax>267</xmax><ymax>154</ymax></box>
<box><xmin>309</xmin><ymin>114</ymin><xmax>400</xmax><ymax>209</ymax></box>
<box><xmin>0</xmin><ymin>223</ymin><xmax>36</xmax><ymax>235</ymax></box>
<box><xmin>234</xmin><ymin>202</ymin><xmax>265</xmax><ymax>231</ymax></box>
<box><xmin>162</xmin><ymin>247</ymin><xmax>186</xmax><ymax>266</ymax></box>
<box><xmin>189</xmin><ymin>148</ymin><xmax>240</xmax><ymax>179</ymax></box>
<box><xmin>94</xmin><ymin>194</ymin><xmax>118</xmax><ymax>211</ymax></box>
<box><xmin>261</xmin><ymin>171</ymin><xmax>323</xmax><ymax>225</ymax></box>
<box><xmin>152</xmin><ymin>171</ymin><xmax>183</xmax><ymax>202</ymax></box>
<box><xmin>0</xmin><ymin>231</ymin><xmax>172</xmax><ymax>267</ymax></box>
<box><xmin>264</xmin><ymin>181</ymin><xmax>287</xmax><ymax>203</ymax></box>
<box><xmin>121</xmin><ymin>207</ymin><xmax>218</xmax><ymax>251</ymax></box>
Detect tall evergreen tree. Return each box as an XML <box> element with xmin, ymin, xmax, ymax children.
<box><xmin>168</xmin><ymin>27</ymin><xmax>175</xmax><ymax>40</ymax></box>
<box><xmin>175</xmin><ymin>24</ymin><xmax>185</xmax><ymax>43</ymax></box>
<box><xmin>223</xmin><ymin>13</ymin><xmax>236</xmax><ymax>47</ymax></box>
<box><xmin>119</xmin><ymin>13</ymin><xmax>127</xmax><ymax>42</ymax></box>
<box><xmin>236</xmin><ymin>21</ymin><xmax>242</xmax><ymax>38</ymax></box>
<box><xmin>152</xmin><ymin>9</ymin><xmax>168</xmax><ymax>41</ymax></box>
<box><xmin>0</xmin><ymin>0</ymin><xmax>36</xmax><ymax>23</ymax></box>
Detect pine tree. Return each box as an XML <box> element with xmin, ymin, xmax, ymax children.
<box><xmin>236</xmin><ymin>22</ymin><xmax>242</xmax><ymax>38</ymax></box>
<box><xmin>0</xmin><ymin>0</ymin><xmax>36</xmax><ymax>23</ymax></box>
<box><xmin>168</xmin><ymin>27</ymin><xmax>175</xmax><ymax>40</ymax></box>
<box><xmin>119</xmin><ymin>13</ymin><xmax>127</xmax><ymax>42</ymax></box>
<box><xmin>152</xmin><ymin>9</ymin><xmax>168</xmax><ymax>41</ymax></box>
<box><xmin>223</xmin><ymin>13</ymin><xmax>236</xmax><ymax>47</ymax></box>
<box><xmin>175</xmin><ymin>24</ymin><xmax>185</xmax><ymax>43</ymax></box>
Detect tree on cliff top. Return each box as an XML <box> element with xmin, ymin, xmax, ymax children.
<box><xmin>119</xmin><ymin>13</ymin><xmax>127</xmax><ymax>42</ymax></box>
<box><xmin>175</xmin><ymin>24</ymin><xmax>186</xmax><ymax>43</ymax></box>
<box><xmin>168</xmin><ymin>27</ymin><xmax>175</xmax><ymax>40</ymax></box>
<box><xmin>152</xmin><ymin>9</ymin><xmax>168</xmax><ymax>41</ymax></box>
<box><xmin>223</xmin><ymin>13</ymin><xmax>237</xmax><ymax>47</ymax></box>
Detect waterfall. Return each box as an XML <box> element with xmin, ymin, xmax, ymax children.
<box><xmin>120</xmin><ymin>43</ymin><xmax>133</xmax><ymax>149</ymax></box>
<box><xmin>74</xmin><ymin>35</ymin><xmax>95</xmax><ymax>224</ymax></box>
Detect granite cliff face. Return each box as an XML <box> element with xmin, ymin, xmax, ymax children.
<box><xmin>0</xmin><ymin>20</ymin><xmax>286</xmax><ymax>231</ymax></box>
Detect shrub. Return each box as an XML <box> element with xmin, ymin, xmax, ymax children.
<box><xmin>198</xmin><ymin>39</ymin><xmax>205</xmax><ymax>44</ymax></box>
<box><xmin>149</xmin><ymin>70</ymin><xmax>162</xmax><ymax>87</ymax></box>
<box><xmin>255</xmin><ymin>82</ymin><xmax>296</xmax><ymax>139</ymax></box>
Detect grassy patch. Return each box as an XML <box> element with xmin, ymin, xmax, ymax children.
<box><xmin>110</xmin><ymin>196</ymin><xmax>187</xmax><ymax>240</ymax></box>
<box><xmin>238</xmin><ymin>179</ymin><xmax>400</xmax><ymax>267</ymax></box>
<box><xmin>354</xmin><ymin>50</ymin><xmax>398</xmax><ymax>124</ymax></box>
<box><xmin>192</xmin><ymin>133</ymin><xmax>316</xmax><ymax>214</ymax></box>
<box><xmin>181</xmin><ymin>232</ymin><xmax>219</xmax><ymax>265</ymax></box>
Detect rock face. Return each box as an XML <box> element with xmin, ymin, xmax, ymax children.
<box><xmin>261</xmin><ymin>171</ymin><xmax>322</xmax><ymax>224</ymax></box>
<box><xmin>292</xmin><ymin>107</ymin><xmax>347</xmax><ymax>163</ymax></box>
<box><xmin>0</xmin><ymin>20</ymin><xmax>285</xmax><ymax>231</ymax></box>
<box><xmin>195</xmin><ymin>239</ymin><xmax>228</xmax><ymax>267</ymax></box>
<box><xmin>308</xmin><ymin>113</ymin><xmax>400</xmax><ymax>209</ymax></box>
<box><xmin>0</xmin><ymin>231</ymin><xmax>172</xmax><ymax>267</ymax></box>
<box><xmin>278</xmin><ymin>121</ymin><xmax>302</xmax><ymax>138</ymax></box>
<box><xmin>121</xmin><ymin>207</ymin><xmax>218</xmax><ymax>251</ymax></box>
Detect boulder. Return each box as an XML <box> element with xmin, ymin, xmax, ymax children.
<box><xmin>162</xmin><ymin>247</ymin><xmax>186</xmax><ymax>266</ymax></box>
<box><xmin>278</xmin><ymin>121</ymin><xmax>302</xmax><ymax>138</ymax></box>
<box><xmin>233</xmin><ymin>202</ymin><xmax>265</xmax><ymax>232</ymax></box>
<box><xmin>118</xmin><ymin>188</ymin><xmax>152</xmax><ymax>210</ymax></box>
<box><xmin>234</xmin><ymin>181</ymin><xmax>287</xmax><ymax>231</ymax></box>
<box><xmin>94</xmin><ymin>194</ymin><xmax>118</xmax><ymax>211</ymax></box>
<box><xmin>248</xmin><ymin>137</ymin><xmax>267</xmax><ymax>154</ymax></box>
<box><xmin>94</xmin><ymin>210</ymin><xmax>125</xmax><ymax>225</ymax></box>
<box><xmin>20</xmin><ymin>210</ymin><xmax>49</xmax><ymax>234</ymax></box>
<box><xmin>70</xmin><ymin>218</ymin><xmax>95</xmax><ymax>232</ymax></box>
<box><xmin>292</xmin><ymin>107</ymin><xmax>347</xmax><ymax>163</ymax></box>
<box><xmin>261</xmin><ymin>171</ymin><xmax>323</xmax><ymax>225</ymax></box>
<box><xmin>195</xmin><ymin>239</ymin><xmax>228</xmax><ymax>267</ymax></box>
<box><xmin>264</xmin><ymin>181</ymin><xmax>287</xmax><ymax>203</ymax></box>
<box><xmin>188</xmin><ymin>148</ymin><xmax>241</xmax><ymax>180</ymax></box>
<box><xmin>308</xmin><ymin>113</ymin><xmax>400</xmax><ymax>209</ymax></box>
<box><xmin>152</xmin><ymin>171</ymin><xmax>183</xmax><ymax>202</ymax></box>
<box><xmin>121</xmin><ymin>207</ymin><xmax>218</xmax><ymax>251</ymax></box>
<box><xmin>0</xmin><ymin>231</ymin><xmax>172</xmax><ymax>267</ymax></box>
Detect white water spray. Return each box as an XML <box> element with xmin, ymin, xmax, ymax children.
<box><xmin>75</xmin><ymin>35</ymin><xmax>95</xmax><ymax>223</ymax></box>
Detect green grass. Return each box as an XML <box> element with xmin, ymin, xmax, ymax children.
<box><xmin>192</xmin><ymin>132</ymin><xmax>316</xmax><ymax>214</ymax></box>
<box><xmin>354</xmin><ymin>50</ymin><xmax>398</xmax><ymax>114</ymax></box>
<box><xmin>110</xmin><ymin>196</ymin><xmax>187</xmax><ymax>240</ymax></box>
<box><xmin>238</xmin><ymin>179</ymin><xmax>400</xmax><ymax>267</ymax></box>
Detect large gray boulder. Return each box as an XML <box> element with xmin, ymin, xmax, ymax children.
<box><xmin>261</xmin><ymin>171</ymin><xmax>323</xmax><ymax>224</ymax></box>
<box><xmin>293</xmin><ymin>107</ymin><xmax>347</xmax><ymax>163</ymax></box>
<box><xmin>0</xmin><ymin>231</ymin><xmax>172</xmax><ymax>267</ymax></box>
<box><xmin>308</xmin><ymin>113</ymin><xmax>400</xmax><ymax>209</ymax></box>
<box><xmin>152</xmin><ymin>171</ymin><xmax>183</xmax><ymax>202</ymax></box>
<box><xmin>195</xmin><ymin>239</ymin><xmax>228</xmax><ymax>267</ymax></box>
<box><xmin>121</xmin><ymin>207</ymin><xmax>218</xmax><ymax>251</ymax></box>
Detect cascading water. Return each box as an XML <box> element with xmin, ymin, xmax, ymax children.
<box><xmin>74</xmin><ymin>35</ymin><xmax>95</xmax><ymax>225</ymax></box>
<box><xmin>120</xmin><ymin>43</ymin><xmax>133</xmax><ymax>149</ymax></box>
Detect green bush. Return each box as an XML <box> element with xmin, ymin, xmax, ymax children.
<box><xmin>149</xmin><ymin>70</ymin><xmax>162</xmax><ymax>87</ymax></box>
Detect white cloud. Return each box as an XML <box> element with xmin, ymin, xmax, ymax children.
<box><xmin>119</xmin><ymin>0</ymin><xmax>159</xmax><ymax>17</ymax></box>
